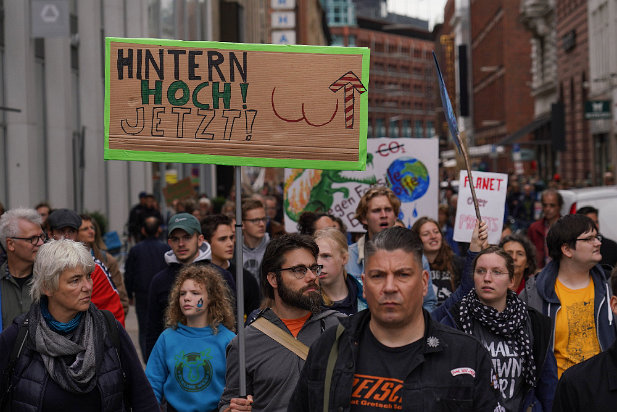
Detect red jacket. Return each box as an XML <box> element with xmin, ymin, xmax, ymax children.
<box><xmin>527</xmin><ymin>218</ymin><xmax>549</xmax><ymax>269</ymax></box>
<box><xmin>91</xmin><ymin>261</ymin><xmax>125</xmax><ymax>326</ymax></box>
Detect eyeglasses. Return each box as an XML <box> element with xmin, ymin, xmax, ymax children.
<box><xmin>11</xmin><ymin>234</ymin><xmax>48</xmax><ymax>245</ymax></box>
<box><xmin>474</xmin><ymin>268</ymin><xmax>508</xmax><ymax>277</ymax></box>
<box><xmin>575</xmin><ymin>234</ymin><xmax>603</xmax><ymax>243</ymax></box>
<box><xmin>245</xmin><ymin>217</ymin><xmax>268</xmax><ymax>224</ymax></box>
<box><xmin>278</xmin><ymin>264</ymin><xmax>323</xmax><ymax>279</ymax></box>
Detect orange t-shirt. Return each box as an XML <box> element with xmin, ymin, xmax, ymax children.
<box><xmin>554</xmin><ymin>278</ymin><xmax>601</xmax><ymax>378</ymax></box>
<box><xmin>281</xmin><ymin>312</ymin><xmax>311</xmax><ymax>338</ymax></box>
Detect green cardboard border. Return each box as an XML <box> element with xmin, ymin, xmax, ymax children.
<box><xmin>104</xmin><ymin>37</ymin><xmax>369</xmax><ymax>171</ymax></box>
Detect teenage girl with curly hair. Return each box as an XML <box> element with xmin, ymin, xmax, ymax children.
<box><xmin>146</xmin><ymin>265</ymin><xmax>236</xmax><ymax>412</ymax></box>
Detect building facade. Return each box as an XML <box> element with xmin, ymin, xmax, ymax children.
<box><xmin>587</xmin><ymin>0</ymin><xmax>617</xmax><ymax>185</ymax></box>
<box><xmin>0</xmin><ymin>0</ymin><xmax>329</xmax><ymax>234</ymax></box>
<box><xmin>555</xmin><ymin>0</ymin><xmax>592</xmax><ymax>185</ymax></box>
<box><xmin>327</xmin><ymin>4</ymin><xmax>436</xmax><ymax>140</ymax></box>
<box><xmin>1</xmin><ymin>0</ymin><xmax>161</xmax><ymax>235</ymax></box>
<box><xmin>470</xmin><ymin>0</ymin><xmax>534</xmax><ymax>153</ymax></box>
<box><xmin>519</xmin><ymin>0</ymin><xmax>559</xmax><ymax>181</ymax></box>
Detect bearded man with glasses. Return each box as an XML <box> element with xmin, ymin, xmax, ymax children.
<box><xmin>0</xmin><ymin>208</ymin><xmax>45</xmax><ymax>330</ymax></box>
<box><xmin>521</xmin><ymin>213</ymin><xmax>617</xmax><ymax>378</ymax></box>
<box><xmin>220</xmin><ymin>233</ymin><xmax>344</xmax><ymax>412</ymax></box>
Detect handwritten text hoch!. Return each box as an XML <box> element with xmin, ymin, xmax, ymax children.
<box><xmin>115</xmin><ymin>48</ymin><xmax>256</xmax><ymax>140</ymax></box>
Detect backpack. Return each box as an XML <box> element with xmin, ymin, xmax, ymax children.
<box><xmin>0</xmin><ymin>309</ymin><xmax>122</xmax><ymax>411</ymax></box>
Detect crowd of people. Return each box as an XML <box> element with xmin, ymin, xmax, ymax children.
<box><xmin>0</xmin><ymin>177</ymin><xmax>616</xmax><ymax>411</ymax></box>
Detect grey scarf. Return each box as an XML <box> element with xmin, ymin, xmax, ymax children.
<box><xmin>28</xmin><ymin>303</ymin><xmax>106</xmax><ymax>393</ymax></box>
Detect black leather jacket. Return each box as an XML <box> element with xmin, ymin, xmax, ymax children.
<box><xmin>288</xmin><ymin>309</ymin><xmax>501</xmax><ymax>412</ymax></box>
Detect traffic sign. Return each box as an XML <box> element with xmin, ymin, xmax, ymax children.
<box><xmin>31</xmin><ymin>0</ymin><xmax>70</xmax><ymax>38</ymax></box>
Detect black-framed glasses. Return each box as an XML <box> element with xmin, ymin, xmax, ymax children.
<box><xmin>245</xmin><ymin>217</ymin><xmax>268</xmax><ymax>224</ymax></box>
<box><xmin>10</xmin><ymin>233</ymin><xmax>48</xmax><ymax>245</ymax></box>
<box><xmin>575</xmin><ymin>234</ymin><xmax>603</xmax><ymax>243</ymax></box>
<box><xmin>278</xmin><ymin>264</ymin><xmax>322</xmax><ymax>279</ymax></box>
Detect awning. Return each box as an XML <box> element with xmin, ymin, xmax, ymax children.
<box><xmin>497</xmin><ymin>114</ymin><xmax>551</xmax><ymax>145</ymax></box>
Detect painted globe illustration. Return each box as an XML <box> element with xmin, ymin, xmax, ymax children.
<box><xmin>386</xmin><ymin>158</ymin><xmax>429</xmax><ymax>202</ymax></box>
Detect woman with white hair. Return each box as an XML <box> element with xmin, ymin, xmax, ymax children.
<box><xmin>0</xmin><ymin>239</ymin><xmax>157</xmax><ymax>411</ymax></box>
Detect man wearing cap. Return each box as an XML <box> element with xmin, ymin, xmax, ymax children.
<box><xmin>48</xmin><ymin>209</ymin><xmax>125</xmax><ymax>326</ymax></box>
<box><xmin>144</xmin><ymin>213</ymin><xmax>236</xmax><ymax>360</ymax></box>
<box><xmin>0</xmin><ymin>208</ymin><xmax>45</xmax><ymax>330</ymax></box>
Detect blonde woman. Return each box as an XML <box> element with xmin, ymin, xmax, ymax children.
<box><xmin>314</xmin><ymin>228</ymin><xmax>367</xmax><ymax>315</ymax></box>
<box><xmin>146</xmin><ymin>265</ymin><xmax>235</xmax><ymax>412</ymax></box>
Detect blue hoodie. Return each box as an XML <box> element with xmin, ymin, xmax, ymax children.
<box><xmin>146</xmin><ymin>322</ymin><xmax>235</xmax><ymax>412</ymax></box>
<box><xmin>520</xmin><ymin>260</ymin><xmax>616</xmax><ymax>351</ymax></box>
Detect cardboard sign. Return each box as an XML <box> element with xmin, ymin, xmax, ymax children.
<box><xmin>104</xmin><ymin>38</ymin><xmax>370</xmax><ymax>170</ymax></box>
<box><xmin>162</xmin><ymin>177</ymin><xmax>196</xmax><ymax>206</ymax></box>
<box><xmin>284</xmin><ymin>138</ymin><xmax>439</xmax><ymax>232</ymax></box>
<box><xmin>453</xmin><ymin>170</ymin><xmax>508</xmax><ymax>244</ymax></box>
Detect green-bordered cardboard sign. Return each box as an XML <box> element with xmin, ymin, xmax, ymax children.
<box><xmin>105</xmin><ymin>38</ymin><xmax>370</xmax><ymax>170</ymax></box>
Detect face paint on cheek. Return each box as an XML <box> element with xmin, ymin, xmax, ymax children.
<box><xmin>196</xmin><ymin>298</ymin><xmax>204</xmax><ymax>311</ymax></box>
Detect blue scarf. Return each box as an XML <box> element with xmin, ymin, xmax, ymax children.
<box><xmin>40</xmin><ymin>296</ymin><xmax>83</xmax><ymax>334</ymax></box>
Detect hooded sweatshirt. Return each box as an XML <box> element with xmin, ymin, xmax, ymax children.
<box><xmin>146</xmin><ymin>323</ymin><xmax>235</xmax><ymax>412</ymax></box>
<box><xmin>144</xmin><ymin>243</ymin><xmax>236</xmax><ymax>359</ymax></box>
<box><xmin>242</xmin><ymin>232</ymin><xmax>270</xmax><ymax>283</ymax></box>
<box><xmin>520</xmin><ymin>260</ymin><xmax>616</xmax><ymax>352</ymax></box>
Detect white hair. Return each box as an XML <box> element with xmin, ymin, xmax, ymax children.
<box><xmin>0</xmin><ymin>208</ymin><xmax>42</xmax><ymax>249</ymax></box>
<box><xmin>30</xmin><ymin>239</ymin><xmax>95</xmax><ymax>302</ymax></box>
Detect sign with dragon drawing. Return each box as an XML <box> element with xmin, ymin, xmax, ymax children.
<box><xmin>284</xmin><ymin>138</ymin><xmax>439</xmax><ymax>232</ymax></box>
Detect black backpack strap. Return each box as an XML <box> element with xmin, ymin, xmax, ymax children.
<box><xmin>100</xmin><ymin>309</ymin><xmax>120</xmax><ymax>348</ymax></box>
<box><xmin>100</xmin><ymin>309</ymin><xmax>131</xmax><ymax>409</ymax></box>
<box><xmin>323</xmin><ymin>323</ymin><xmax>345</xmax><ymax>412</ymax></box>
<box><xmin>1</xmin><ymin>317</ymin><xmax>29</xmax><ymax>410</ymax></box>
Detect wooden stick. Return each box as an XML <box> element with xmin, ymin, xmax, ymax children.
<box><xmin>459</xmin><ymin>131</ymin><xmax>482</xmax><ymax>222</ymax></box>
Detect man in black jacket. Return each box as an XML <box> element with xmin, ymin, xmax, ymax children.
<box><xmin>288</xmin><ymin>227</ymin><xmax>501</xmax><ymax>411</ymax></box>
<box><xmin>552</xmin><ymin>268</ymin><xmax>617</xmax><ymax>411</ymax></box>
<box><xmin>124</xmin><ymin>216</ymin><xmax>170</xmax><ymax>360</ymax></box>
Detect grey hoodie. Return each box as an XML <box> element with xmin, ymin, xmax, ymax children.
<box><xmin>242</xmin><ymin>233</ymin><xmax>270</xmax><ymax>283</ymax></box>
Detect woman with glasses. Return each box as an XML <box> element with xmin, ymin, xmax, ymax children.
<box><xmin>314</xmin><ymin>227</ymin><xmax>366</xmax><ymax>315</ymax></box>
<box><xmin>0</xmin><ymin>239</ymin><xmax>158</xmax><ymax>411</ymax></box>
<box><xmin>440</xmin><ymin>246</ymin><xmax>557</xmax><ymax>412</ymax></box>
<box><xmin>78</xmin><ymin>214</ymin><xmax>129</xmax><ymax>317</ymax></box>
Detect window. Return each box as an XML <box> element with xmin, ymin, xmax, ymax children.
<box><xmin>402</xmin><ymin>120</ymin><xmax>412</xmax><ymax>137</ymax></box>
<box><xmin>331</xmin><ymin>34</ymin><xmax>344</xmax><ymax>46</ymax></box>
<box><xmin>376</xmin><ymin>118</ymin><xmax>386</xmax><ymax>137</ymax></box>
<box><xmin>426</xmin><ymin>121</ymin><xmax>435</xmax><ymax>138</ymax></box>
<box><xmin>389</xmin><ymin>118</ymin><xmax>399</xmax><ymax>137</ymax></box>
<box><xmin>415</xmin><ymin>120</ymin><xmax>424</xmax><ymax>138</ymax></box>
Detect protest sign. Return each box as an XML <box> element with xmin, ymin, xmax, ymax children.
<box><xmin>105</xmin><ymin>38</ymin><xmax>370</xmax><ymax>170</ymax></box>
<box><xmin>453</xmin><ymin>170</ymin><xmax>508</xmax><ymax>244</ymax></box>
<box><xmin>162</xmin><ymin>177</ymin><xmax>196</xmax><ymax>206</ymax></box>
<box><xmin>284</xmin><ymin>138</ymin><xmax>439</xmax><ymax>232</ymax></box>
